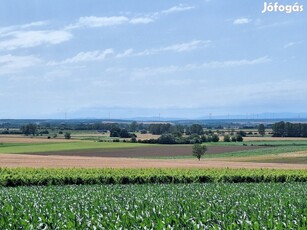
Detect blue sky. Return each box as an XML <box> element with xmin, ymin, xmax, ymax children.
<box><xmin>0</xmin><ymin>0</ymin><xmax>306</xmax><ymax>119</ymax></box>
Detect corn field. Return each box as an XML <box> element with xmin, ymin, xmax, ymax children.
<box><xmin>0</xmin><ymin>183</ymin><xmax>306</xmax><ymax>229</ymax></box>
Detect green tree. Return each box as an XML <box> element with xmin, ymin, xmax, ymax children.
<box><xmin>272</xmin><ymin>121</ymin><xmax>285</xmax><ymax>137</ymax></box>
<box><xmin>231</xmin><ymin>136</ymin><xmax>237</xmax><ymax>142</ymax></box>
<box><xmin>192</xmin><ymin>144</ymin><xmax>207</xmax><ymax>161</ymax></box>
<box><xmin>20</xmin><ymin>124</ymin><xmax>37</xmax><ymax>136</ymax></box>
<box><xmin>110</xmin><ymin>127</ymin><xmax>121</xmax><ymax>137</ymax></box>
<box><xmin>223</xmin><ymin>135</ymin><xmax>231</xmax><ymax>142</ymax></box>
<box><xmin>157</xmin><ymin>134</ymin><xmax>176</xmax><ymax>144</ymax></box>
<box><xmin>258</xmin><ymin>124</ymin><xmax>266</xmax><ymax>136</ymax></box>
<box><xmin>129</xmin><ymin>121</ymin><xmax>138</xmax><ymax>132</ymax></box>
<box><xmin>119</xmin><ymin>129</ymin><xmax>131</xmax><ymax>138</ymax></box>
<box><xmin>64</xmin><ymin>132</ymin><xmax>71</xmax><ymax>139</ymax></box>
<box><xmin>190</xmin><ymin>124</ymin><xmax>204</xmax><ymax>135</ymax></box>
<box><xmin>236</xmin><ymin>134</ymin><xmax>243</xmax><ymax>142</ymax></box>
<box><xmin>211</xmin><ymin>134</ymin><xmax>219</xmax><ymax>142</ymax></box>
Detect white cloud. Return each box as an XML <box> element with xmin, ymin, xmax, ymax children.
<box><xmin>0</xmin><ymin>54</ymin><xmax>41</xmax><ymax>75</ymax></box>
<box><xmin>0</xmin><ymin>21</ymin><xmax>48</xmax><ymax>37</ymax></box>
<box><xmin>161</xmin><ymin>40</ymin><xmax>211</xmax><ymax>52</ymax></box>
<box><xmin>136</xmin><ymin>40</ymin><xmax>211</xmax><ymax>56</ymax></box>
<box><xmin>129</xmin><ymin>17</ymin><xmax>154</xmax><ymax>24</ymax></box>
<box><xmin>20</xmin><ymin>21</ymin><xmax>49</xmax><ymax>29</ymax></box>
<box><xmin>161</xmin><ymin>4</ymin><xmax>195</xmax><ymax>14</ymax></box>
<box><xmin>284</xmin><ymin>42</ymin><xmax>297</xmax><ymax>48</ymax></box>
<box><xmin>71</xmin><ymin>4</ymin><xmax>194</xmax><ymax>29</ymax></box>
<box><xmin>72</xmin><ymin>16</ymin><xmax>154</xmax><ymax>28</ymax></box>
<box><xmin>130</xmin><ymin>56</ymin><xmax>271</xmax><ymax>78</ymax></box>
<box><xmin>78</xmin><ymin>16</ymin><xmax>129</xmax><ymax>27</ymax></box>
<box><xmin>51</xmin><ymin>40</ymin><xmax>209</xmax><ymax>64</ymax></box>
<box><xmin>51</xmin><ymin>49</ymin><xmax>114</xmax><ymax>64</ymax></box>
<box><xmin>200</xmin><ymin>56</ymin><xmax>270</xmax><ymax>68</ymax></box>
<box><xmin>115</xmin><ymin>49</ymin><xmax>134</xmax><ymax>58</ymax></box>
<box><xmin>0</xmin><ymin>30</ymin><xmax>73</xmax><ymax>50</ymax></box>
<box><xmin>233</xmin><ymin>18</ymin><xmax>251</xmax><ymax>25</ymax></box>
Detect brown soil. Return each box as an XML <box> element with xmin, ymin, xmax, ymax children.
<box><xmin>23</xmin><ymin>145</ymin><xmax>265</xmax><ymax>158</ymax></box>
<box><xmin>0</xmin><ymin>154</ymin><xmax>306</xmax><ymax>169</ymax></box>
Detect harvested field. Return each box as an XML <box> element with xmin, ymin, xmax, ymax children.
<box><xmin>23</xmin><ymin>145</ymin><xmax>265</xmax><ymax>158</ymax></box>
<box><xmin>0</xmin><ymin>154</ymin><xmax>306</xmax><ymax>169</ymax></box>
<box><xmin>231</xmin><ymin>151</ymin><xmax>307</xmax><ymax>164</ymax></box>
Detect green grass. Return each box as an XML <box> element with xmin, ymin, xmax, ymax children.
<box><xmin>204</xmin><ymin>140</ymin><xmax>307</xmax><ymax>146</ymax></box>
<box><xmin>249</xmin><ymin>156</ymin><xmax>307</xmax><ymax>164</ymax></box>
<box><xmin>0</xmin><ymin>183</ymin><xmax>306</xmax><ymax>229</ymax></box>
<box><xmin>0</xmin><ymin>143</ymin><xmax>36</xmax><ymax>147</ymax></box>
<box><xmin>0</xmin><ymin>142</ymin><xmax>149</xmax><ymax>154</ymax></box>
<box><xmin>203</xmin><ymin>145</ymin><xmax>307</xmax><ymax>159</ymax></box>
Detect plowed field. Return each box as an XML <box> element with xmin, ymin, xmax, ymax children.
<box><xmin>23</xmin><ymin>145</ymin><xmax>264</xmax><ymax>158</ymax></box>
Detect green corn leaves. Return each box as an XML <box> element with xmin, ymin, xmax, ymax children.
<box><xmin>0</xmin><ymin>183</ymin><xmax>306</xmax><ymax>229</ymax></box>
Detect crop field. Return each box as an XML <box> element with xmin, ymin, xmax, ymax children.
<box><xmin>0</xmin><ymin>134</ymin><xmax>78</xmax><ymax>143</ymax></box>
<box><xmin>0</xmin><ymin>183</ymin><xmax>306</xmax><ymax>229</ymax></box>
<box><xmin>1</xmin><ymin>138</ymin><xmax>307</xmax><ymax>168</ymax></box>
<box><xmin>0</xmin><ymin>135</ymin><xmax>306</xmax><ymax>229</ymax></box>
<box><xmin>1</xmin><ymin>168</ymin><xmax>306</xmax><ymax>186</ymax></box>
<box><xmin>0</xmin><ymin>141</ymin><xmax>149</xmax><ymax>154</ymax></box>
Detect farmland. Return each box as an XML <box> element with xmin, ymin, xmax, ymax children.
<box><xmin>0</xmin><ymin>122</ymin><xmax>307</xmax><ymax>228</ymax></box>
<box><xmin>0</xmin><ymin>183</ymin><xmax>306</xmax><ymax>229</ymax></box>
<box><xmin>1</xmin><ymin>136</ymin><xmax>307</xmax><ymax>168</ymax></box>
<box><xmin>0</xmin><ymin>168</ymin><xmax>307</xmax><ymax>186</ymax></box>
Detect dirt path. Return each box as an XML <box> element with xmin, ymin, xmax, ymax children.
<box><xmin>0</xmin><ymin>154</ymin><xmax>306</xmax><ymax>169</ymax></box>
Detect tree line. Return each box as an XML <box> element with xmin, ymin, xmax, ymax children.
<box><xmin>272</xmin><ymin>121</ymin><xmax>307</xmax><ymax>137</ymax></box>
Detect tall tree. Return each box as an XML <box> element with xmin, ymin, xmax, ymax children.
<box><xmin>21</xmin><ymin>123</ymin><xmax>37</xmax><ymax>136</ymax></box>
<box><xmin>192</xmin><ymin>144</ymin><xmax>207</xmax><ymax>161</ymax></box>
<box><xmin>258</xmin><ymin>124</ymin><xmax>266</xmax><ymax>136</ymax></box>
<box><xmin>190</xmin><ymin>124</ymin><xmax>204</xmax><ymax>135</ymax></box>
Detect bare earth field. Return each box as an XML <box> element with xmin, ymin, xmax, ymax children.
<box><xmin>0</xmin><ymin>154</ymin><xmax>306</xmax><ymax>169</ymax></box>
<box><xmin>22</xmin><ymin>145</ymin><xmax>264</xmax><ymax>158</ymax></box>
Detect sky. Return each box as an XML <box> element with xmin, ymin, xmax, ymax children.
<box><xmin>0</xmin><ymin>0</ymin><xmax>306</xmax><ymax>119</ymax></box>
